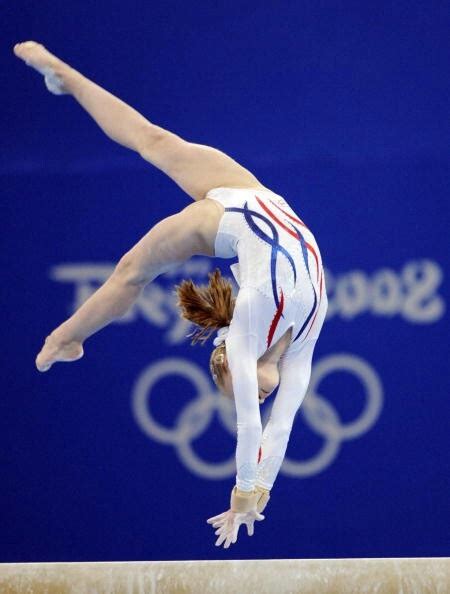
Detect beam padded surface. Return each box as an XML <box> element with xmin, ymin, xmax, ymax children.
<box><xmin>0</xmin><ymin>558</ymin><xmax>449</xmax><ymax>594</ymax></box>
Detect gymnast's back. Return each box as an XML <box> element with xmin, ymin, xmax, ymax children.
<box><xmin>205</xmin><ymin>186</ymin><xmax>327</xmax><ymax>357</ymax></box>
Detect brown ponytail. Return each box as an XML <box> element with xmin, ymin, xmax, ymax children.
<box><xmin>175</xmin><ymin>268</ymin><xmax>236</xmax><ymax>345</ymax></box>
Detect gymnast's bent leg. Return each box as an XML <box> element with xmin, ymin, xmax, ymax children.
<box><xmin>13</xmin><ymin>41</ymin><xmax>265</xmax><ymax>201</ymax></box>
<box><xmin>35</xmin><ymin>201</ymin><xmax>210</xmax><ymax>372</ymax></box>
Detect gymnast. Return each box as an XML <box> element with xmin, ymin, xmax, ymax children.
<box><xmin>14</xmin><ymin>41</ymin><xmax>328</xmax><ymax>549</ymax></box>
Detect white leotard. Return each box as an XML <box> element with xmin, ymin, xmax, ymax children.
<box><xmin>206</xmin><ymin>187</ymin><xmax>328</xmax><ymax>491</ymax></box>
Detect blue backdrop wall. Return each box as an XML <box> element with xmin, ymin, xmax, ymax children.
<box><xmin>1</xmin><ymin>1</ymin><xmax>448</xmax><ymax>562</ymax></box>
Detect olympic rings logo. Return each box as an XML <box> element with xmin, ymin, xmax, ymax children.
<box><xmin>131</xmin><ymin>354</ymin><xmax>383</xmax><ymax>479</ymax></box>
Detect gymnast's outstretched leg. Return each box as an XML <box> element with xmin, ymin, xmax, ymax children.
<box><xmin>34</xmin><ymin>199</ymin><xmax>216</xmax><ymax>371</ymax></box>
<box><xmin>13</xmin><ymin>41</ymin><xmax>266</xmax><ymax>201</ymax></box>
<box><xmin>12</xmin><ymin>41</ymin><xmax>267</xmax><ymax>371</ymax></box>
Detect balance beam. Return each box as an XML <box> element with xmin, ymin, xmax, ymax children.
<box><xmin>0</xmin><ymin>558</ymin><xmax>449</xmax><ymax>594</ymax></box>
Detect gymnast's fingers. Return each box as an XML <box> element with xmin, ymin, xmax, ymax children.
<box><xmin>207</xmin><ymin>512</ymin><xmax>227</xmax><ymax>524</ymax></box>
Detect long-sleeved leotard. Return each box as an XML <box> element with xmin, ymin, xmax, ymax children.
<box><xmin>206</xmin><ymin>187</ymin><xmax>328</xmax><ymax>493</ymax></box>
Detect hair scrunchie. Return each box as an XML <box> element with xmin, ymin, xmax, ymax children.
<box><xmin>213</xmin><ymin>326</ymin><xmax>229</xmax><ymax>347</ymax></box>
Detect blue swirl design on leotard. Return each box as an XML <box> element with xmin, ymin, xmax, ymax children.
<box><xmin>288</xmin><ymin>221</ymin><xmax>318</xmax><ymax>343</ymax></box>
<box><xmin>294</xmin><ymin>223</ymin><xmax>310</xmax><ymax>275</ymax></box>
<box><xmin>225</xmin><ymin>202</ymin><xmax>297</xmax><ymax>309</ymax></box>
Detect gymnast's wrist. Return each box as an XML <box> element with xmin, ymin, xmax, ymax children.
<box><xmin>255</xmin><ymin>485</ymin><xmax>271</xmax><ymax>513</ymax></box>
<box><xmin>230</xmin><ymin>485</ymin><xmax>271</xmax><ymax>513</ymax></box>
<box><xmin>230</xmin><ymin>486</ymin><xmax>259</xmax><ymax>513</ymax></box>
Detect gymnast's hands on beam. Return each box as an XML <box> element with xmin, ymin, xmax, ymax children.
<box><xmin>207</xmin><ymin>508</ymin><xmax>265</xmax><ymax>549</ymax></box>
<box><xmin>207</xmin><ymin>485</ymin><xmax>269</xmax><ymax>548</ymax></box>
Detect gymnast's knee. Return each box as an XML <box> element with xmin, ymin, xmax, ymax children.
<box><xmin>113</xmin><ymin>253</ymin><xmax>152</xmax><ymax>287</ymax></box>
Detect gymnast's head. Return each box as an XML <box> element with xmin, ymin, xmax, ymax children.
<box><xmin>175</xmin><ymin>268</ymin><xmax>279</xmax><ymax>403</ymax></box>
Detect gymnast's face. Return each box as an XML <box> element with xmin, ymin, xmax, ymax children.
<box><xmin>218</xmin><ymin>355</ymin><xmax>280</xmax><ymax>404</ymax></box>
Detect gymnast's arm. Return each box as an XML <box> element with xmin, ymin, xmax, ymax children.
<box><xmin>224</xmin><ymin>289</ymin><xmax>263</xmax><ymax>505</ymax></box>
<box><xmin>255</xmin><ymin>339</ymin><xmax>316</xmax><ymax>499</ymax></box>
<box><xmin>226</xmin><ymin>332</ymin><xmax>262</xmax><ymax>492</ymax></box>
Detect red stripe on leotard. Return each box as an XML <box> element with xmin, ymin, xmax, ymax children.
<box><xmin>256</xmin><ymin>196</ymin><xmax>321</xmax><ymax>283</ymax></box>
<box><xmin>267</xmin><ymin>289</ymin><xmax>284</xmax><ymax>349</ymax></box>
<box><xmin>268</xmin><ymin>198</ymin><xmax>308</xmax><ymax>229</ymax></box>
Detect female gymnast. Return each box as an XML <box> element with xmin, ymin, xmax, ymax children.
<box><xmin>14</xmin><ymin>41</ymin><xmax>328</xmax><ymax>549</ymax></box>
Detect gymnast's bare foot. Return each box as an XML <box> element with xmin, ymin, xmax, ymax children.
<box><xmin>13</xmin><ymin>41</ymin><xmax>71</xmax><ymax>94</ymax></box>
<box><xmin>36</xmin><ymin>334</ymin><xmax>84</xmax><ymax>372</ymax></box>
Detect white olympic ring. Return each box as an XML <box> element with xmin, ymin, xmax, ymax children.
<box><xmin>132</xmin><ymin>358</ymin><xmax>238</xmax><ymax>478</ymax></box>
<box><xmin>282</xmin><ymin>353</ymin><xmax>384</xmax><ymax>476</ymax></box>
<box><xmin>131</xmin><ymin>354</ymin><xmax>383</xmax><ymax>479</ymax></box>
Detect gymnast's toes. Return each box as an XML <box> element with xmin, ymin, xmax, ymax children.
<box><xmin>35</xmin><ymin>336</ymin><xmax>84</xmax><ymax>372</ymax></box>
<box><xmin>13</xmin><ymin>41</ymin><xmax>44</xmax><ymax>59</ymax></box>
<box><xmin>13</xmin><ymin>41</ymin><xmax>69</xmax><ymax>94</ymax></box>
<box><xmin>13</xmin><ymin>40</ymin><xmax>56</xmax><ymax>70</ymax></box>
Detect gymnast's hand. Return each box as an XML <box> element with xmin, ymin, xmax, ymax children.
<box><xmin>35</xmin><ymin>333</ymin><xmax>84</xmax><ymax>372</ymax></box>
<box><xmin>207</xmin><ymin>508</ymin><xmax>265</xmax><ymax>549</ymax></box>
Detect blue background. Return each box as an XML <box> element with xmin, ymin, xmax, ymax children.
<box><xmin>1</xmin><ymin>1</ymin><xmax>448</xmax><ymax>562</ymax></box>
